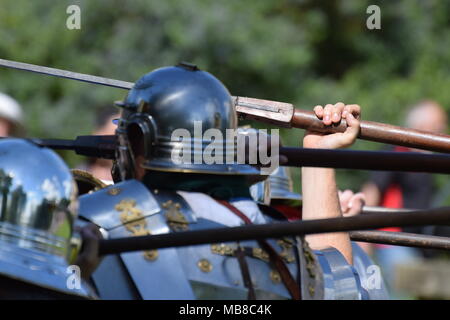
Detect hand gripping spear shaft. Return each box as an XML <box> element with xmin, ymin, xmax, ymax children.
<box><xmin>2</xmin><ymin>58</ymin><xmax>450</xmax><ymax>153</ymax></box>
<box><xmin>235</xmin><ymin>96</ymin><xmax>450</xmax><ymax>153</ymax></box>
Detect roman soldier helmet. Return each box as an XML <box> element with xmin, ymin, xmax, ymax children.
<box><xmin>0</xmin><ymin>139</ymin><xmax>95</xmax><ymax>298</ymax></box>
<box><xmin>251</xmin><ymin>166</ymin><xmax>302</xmax><ymax>205</ymax></box>
<box><xmin>113</xmin><ymin>63</ymin><xmax>260</xmax><ymax>181</ymax></box>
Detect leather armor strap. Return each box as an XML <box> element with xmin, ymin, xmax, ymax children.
<box><xmin>215</xmin><ymin>200</ymin><xmax>301</xmax><ymax>300</ymax></box>
<box><xmin>235</xmin><ymin>245</ymin><xmax>256</xmax><ymax>300</ymax></box>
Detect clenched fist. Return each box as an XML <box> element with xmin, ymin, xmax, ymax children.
<box><xmin>303</xmin><ymin>102</ymin><xmax>361</xmax><ymax>149</ymax></box>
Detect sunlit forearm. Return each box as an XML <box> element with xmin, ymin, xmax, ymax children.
<box><xmin>302</xmin><ymin>167</ymin><xmax>353</xmax><ymax>264</ymax></box>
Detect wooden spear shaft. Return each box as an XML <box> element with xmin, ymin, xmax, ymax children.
<box><xmin>235</xmin><ymin>96</ymin><xmax>450</xmax><ymax>153</ymax></box>
<box><xmin>349</xmin><ymin>230</ymin><xmax>450</xmax><ymax>251</ymax></box>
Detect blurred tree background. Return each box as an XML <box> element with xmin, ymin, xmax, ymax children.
<box><xmin>0</xmin><ymin>0</ymin><xmax>449</xmax><ymax>199</ymax></box>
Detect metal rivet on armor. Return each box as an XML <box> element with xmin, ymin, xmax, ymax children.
<box><xmin>107</xmin><ymin>188</ymin><xmax>121</xmax><ymax>196</ymax></box>
<box><xmin>309</xmin><ymin>285</ymin><xmax>315</xmax><ymax>297</ymax></box>
<box><xmin>162</xmin><ymin>200</ymin><xmax>173</xmax><ymax>209</ymax></box>
<box><xmin>211</xmin><ymin>243</ymin><xmax>235</xmax><ymax>256</ymax></box>
<box><xmin>253</xmin><ymin>247</ymin><xmax>269</xmax><ymax>262</ymax></box>
<box><xmin>143</xmin><ymin>250</ymin><xmax>159</xmax><ymax>261</ymax></box>
<box><xmin>270</xmin><ymin>270</ymin><xmax>281</xmax><ymax>284</ymax></box>
<box><xmin>165</xmin><ymin>201</ymin><xmax>189</xmax><ymax>231</ymax></box>
<box><xmin>303</xmin><ymin>244</ymin><xmax>317</xmax><ymax>278</ymax></box>
<box><xmin>197</xmin><ymin>259</ymin><xmax>213</xmax><ymax>273</ymax></box>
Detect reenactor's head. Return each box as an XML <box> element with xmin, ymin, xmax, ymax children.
<box><xmin>0</xmin><ymin>139</ymin><xmax>95</xmax><ymax>299</ymax></box>
<box><xmin>405</xmin><ymin>100</ymin><xmax>448</xmax><ymax>134</ymax></box>
<box><xmin>112</xmin><ymin>63</ymin><xmax>263</xmax><ymax>197</ymax></box>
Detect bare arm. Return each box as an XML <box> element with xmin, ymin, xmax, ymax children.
<box><xmin>301</xmin><ymin>103</ymin><xmax>361</xmax><ymax>264</ymax></box>
<box><xmin>302</xmin><ymin>167</ymin><xmax>353</xmax><ymax>263</ymax></box>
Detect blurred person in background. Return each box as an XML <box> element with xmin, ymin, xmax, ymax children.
<box><xmin>0</xmin><ymin>92</ymin><xmax>24</xmax><ymax>137</ymax></box>
<box><xmin>77</xmin><ymin>106</ymin><xmax>120</xmax><ymax>183</ymax></box>
<box><xmin>362</xmin><ymin>100</ymin><xmax>448</xmax><ymax>298</ymax></box>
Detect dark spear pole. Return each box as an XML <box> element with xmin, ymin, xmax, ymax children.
<box><xmin>12</xmin><ymin>135</ymin><xmax>450</xmax><ymax>174</ymax></box>
<box><xmin>98</xmin><ymin>206</ymin><xmax>450</xmax><ymax>255</ymax></box>
<box><xmin>280</xmin><ymin>147</ymin><xmax>450</xmax><ymax>173</ymax></box>
<box><xmin>28</xmin><ymin>135</ymin><xmax>117</xmax><ymax>159</ymax></box>
<box><xmin>349</xmin><ymin>230</ymin><xmax>450</xmax><ymax>250</ymax></box>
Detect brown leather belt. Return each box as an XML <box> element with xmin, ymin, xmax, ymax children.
<box><xmin>215</xmin><ymin>199</ymin><xmax>301</xmax><ymax>300</ymax></box>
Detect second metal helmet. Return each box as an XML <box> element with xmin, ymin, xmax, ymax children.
<box><xmin>250</xmin><ymin>166</ymin><xmax>302</xmax><ymax>205</ymax></box>
<box><xmin>0</xmin><ymin>139</ymin><xmax>95</xmax><ymax>298</ymax></box>
<box><xmin>115</xmin><ymin>63</ymin><xmax>259</xmax><ymax>180</ymax></box>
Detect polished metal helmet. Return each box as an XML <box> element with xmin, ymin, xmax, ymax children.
<box><xmin>114</xmin><ymin>63</ymin><xmax>260</xmax><ymax>181</ymax></box>
<box><xmin>0</xmin><ymin>139</ymin><xmax>94</xmax><ymax>298</ymax></box>
<box><xmin>250</xmin><ymin>166</ymin><xmax>302</xmax><ymax>205</ymax></box>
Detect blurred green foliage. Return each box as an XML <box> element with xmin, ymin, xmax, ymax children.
<box><xmin>0</xmin><ymin>0</ymin><xmax>449</xmax><ymax>199</ymax></box>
